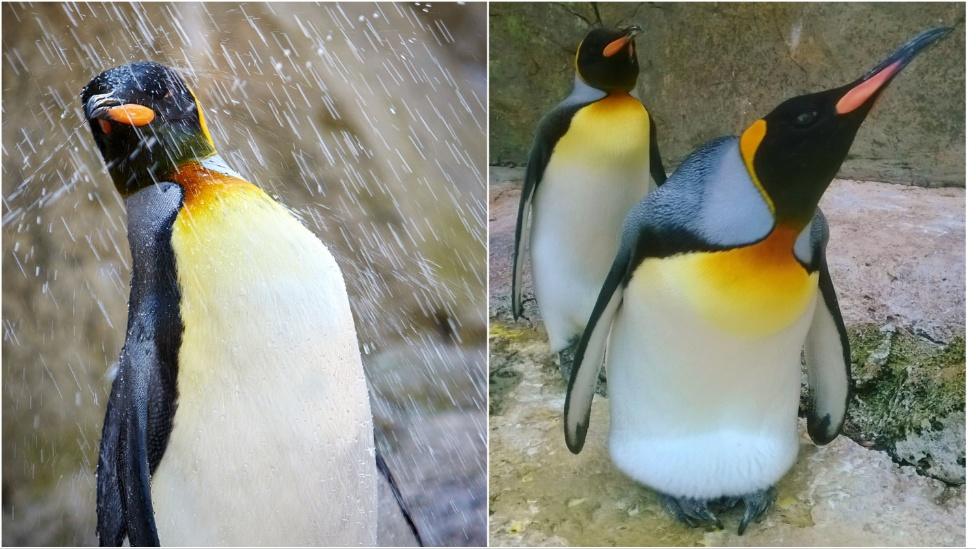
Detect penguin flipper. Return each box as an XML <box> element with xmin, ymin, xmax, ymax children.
<box><xmin>511</xmin><ymin>98</ymin><xmax>600</xmax><ymax>319</ymax></box>
<box><xmin>98</xmin><ymin>336</ymin><xmax>171</xmax><ymax>546</ymax></box>
<box><xmin>97</xmin><ymin>183</ymin><xmax>183</xmax><ymax>547</ymax></box>
<box><xmin>647</xmin><ymin>109</ymin><xmax>667</xmax><ymax>187</ymax></box>
<box><xmin>375</xmin><ymin>448</ymin><xmax>423</xmax><ymax>545</ymax></box>
<box><xmin>804</xmin><ymin>214</ymin><xmax>851</xmax><ymax>445</ymax></box>
<box><xmin>96</xmin><ymin>387</ymin><xmax>127</xmax><ymax>545</ymax></box>
<box><xmin>563</xmin><ymin>241</ymin><xmax>629</xmax><ymax>453</ymax></box>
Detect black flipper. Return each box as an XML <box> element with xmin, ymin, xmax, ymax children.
<box><xmin>563</xmin><ymin>243</ymin><xmax>629</xmax><ymax>453</ymax></box>
<box><xmin>375</xmin><ymin>448</ymin><xmax>423</xmax><ymax>546</ymax></box>
<box><xmin>803</xmin><ymin>212</ymin><xmax>851</xmax><ymax>444</ymax></box>
<box><xmin>511</xmin><ymin>98</ymin><xmax>600</xmax><ymax>320</ymax></box>
<box><xmin>648</xmin><ymin>110</ymin><xmax>667</xmax><ymax>187</ymax></box>
<box><xmin>97</xmin><ymin>182</ymin><xmax>183</xmax><ymax>546</ymax></box>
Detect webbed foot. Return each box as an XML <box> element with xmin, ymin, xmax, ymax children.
<box><xmin>659</xmin><ymin>494</ymin><xmax>724</xmax><ymax>531</ymax></box>
<box><xmin>736</xmin><ymin>486</ymin><xmax>775</xmax><ymax>535</ymax></box>
<box><xmin>557</xmin><ymin>336</ymin><xmax>579</xmax><ymax>382</ymax></box>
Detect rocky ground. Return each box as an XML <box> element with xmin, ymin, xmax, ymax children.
<box><xmin>488</xmin><ymin>167</ymin><xmax>965</xmax><ymax>546</ymax></box>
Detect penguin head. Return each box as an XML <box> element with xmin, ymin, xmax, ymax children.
<box><xmin>576</xmin><ymin>26</ymin><xmax>642</xmax><ymax>92</ymax></box>
<box><xmin>81</xmin><ymin>61</ymin><xmax>216</xmax><ymax>196</ymax></box>
<box><xmin>740</xmin><ymin>27</ymin><xmax>951</xmax><ymax>228</ymax></box>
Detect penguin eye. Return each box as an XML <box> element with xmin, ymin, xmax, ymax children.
<box><xmin>793</xmin><ymin>111</ymin><xmax>818</xmax><ymax>128</ymax></box>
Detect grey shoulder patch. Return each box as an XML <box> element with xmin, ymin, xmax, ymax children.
<box><xmin>793</xmin><ymin>219</ymin><xmax>814</xmax><ymax>265</ymax></box>
<box><xmin>560</xmin><ymin>77</ymin><xmax>607</xmax><ymax>107</ymax></box>
<box><xmin>694</xmin><ymin>138</ymin><xmax>774</xmax><ymax>247</ymax></box>
<box><xmin>125</xmin><ymin>182</ymin><xmax>183</xmax><ymax>262</ymax></box>
<box><xmin>200</xmin><ymin>154</ymin><xmax>245</xmax><ymax>180</ymax></box>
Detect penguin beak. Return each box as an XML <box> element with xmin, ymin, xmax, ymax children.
<box><xmin>603</xmin><ymin>25</ymin><xmax>643</xmax><ymax>58</ymax></box>
<box><xmin>85</xmin><ymin>93</ymin><xmax>156</xmax><ymax>131</ymax></box>
<box><xmin>836</xmin><ymin>26</ymin><xmax>952</xmax><ymax>114</ymax></box>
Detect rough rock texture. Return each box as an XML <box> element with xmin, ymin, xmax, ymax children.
<box><xmin>489</xmin><ymin>3</ymin><xmax>965</xmax><ymax>186</ymax></box>
<box><xmin>370</xmin><ymin>343</ymin><xmax>488</xmax><ymax>546</ymax></box>
<box><xmin>489</xmin><ymin>167</ymin><xmax>964</xmax><ymax>545</ymax></box>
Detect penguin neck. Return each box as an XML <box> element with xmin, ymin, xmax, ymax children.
<box><xmin>170</xmin><ymin>154</ymin><xmax>249</xmax><ymax>207</ymax></box>
<box><xmin>107</xmin><ymin>130</ymin><xmax>216</xmax><ymax>196</ymax></box>
<box><xmin>563</xmin><ymin>76</ymin><xmax>609</xmax><ymax>105</ymax></box>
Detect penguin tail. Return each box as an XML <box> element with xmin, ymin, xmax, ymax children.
<box><xmin>376</xmin><ymin>450</ymin><xmax>424</xmax><ymax>546</ymax></box>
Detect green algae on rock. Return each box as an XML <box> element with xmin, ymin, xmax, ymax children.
<box><xmin>842</xmin><ymin>326</ymin><xmax>965</xmax><ymax>484</ymax></box>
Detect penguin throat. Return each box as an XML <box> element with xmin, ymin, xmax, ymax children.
<box><xmin>170</xmin><ymin>157</ymin><xmax>243</xmax><ymax>206</ymax></box>
<box><xmin>107</xmin><ymin>130</ymin><xmax>216</xmax><ymax>196</ymax></box>
<box><xmin>759</xmin><ymin>225</ymin><xmax>801</xmax><ymax>259</ymax></box>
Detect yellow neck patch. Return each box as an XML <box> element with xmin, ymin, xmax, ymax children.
<box><xmin>171</xmin><ymin>162</ymin><xmax>262</xmax><ymax>215</ymax></box>
<box><xmin>549</xmin><ymin>93</ymin><xmax>650</xmax><ymax>169</ymax></box>
<box><xmin>739</xmin><ymin>119</ymin><xmax>774</xmax><ymax>213</ymax></box>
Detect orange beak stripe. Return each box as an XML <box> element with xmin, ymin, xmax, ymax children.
<box><xmin>104</xmin><ymin>104</ymin><xmax>156</xmax><ymax>127</ymax></box>
<box><xmin>603</xmin><ymin>36</ymin><xmax>631</xmax><ymax>58</ymax></box>
<box><xmin>836</xmin><ymin>62</ymin><xmax>901</xmax><ymax>114</ymax></box>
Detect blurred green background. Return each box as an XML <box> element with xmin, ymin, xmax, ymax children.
<box><xmin>2</xmin><ymin>2</ymin><xmax>486</xmax><ymax>545</ymax></box>
<box><xmin>489</xmin><ymin>2</ymin><xmax>964</xmax><ymax>186</ymax></box>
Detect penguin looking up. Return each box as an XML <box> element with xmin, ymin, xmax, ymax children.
<box><xmin>82</xmin><ymin>62</ymin><xmax>380</xmax><ymax>546</ymax></box>
<box><xmin>563</xmin><ymin>27</ymin><xmax>951</xmax><ymax>534</ymax></box>
<box><xmin>511</xmin><ymin>25</ymin><xmax>667</xmax><ymax>379</ymax></box>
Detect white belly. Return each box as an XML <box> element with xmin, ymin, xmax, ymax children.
<box><xmin>531</xmin><ymin>160</ymin><xmax>649</xmax><ymax>351</ymax></box>
<box><xmin>606</xmin><ymin>262</ymin><xmax>817</xmax><ymax>500</ymax></box>
<box><xmin>153</xmin><ymin>189</ymin><xmax>377</xmax><ymax>546</ymax></box>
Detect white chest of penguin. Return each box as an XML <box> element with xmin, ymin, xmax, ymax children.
<box><xmin>149</xmin><ymin>183</ymin><xmax>377</xmax><ymax>546</ymax></box>
<box><xmin>605</xmin><ymin>252</ymin><xmax>819</xmax><ymax>500</ymax></box>
<box><xmin>530</xmin><ymin>94</ymin><xmax>652</xmax><ymax>342</ymax></box>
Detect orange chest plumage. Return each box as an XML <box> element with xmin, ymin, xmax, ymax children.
<box><xmin>633</xmin><ymin>227</ymin><xmax>818</xmax><ymax>337</ymax></box>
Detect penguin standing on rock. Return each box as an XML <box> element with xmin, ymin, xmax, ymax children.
<box><xmin>564</xmin><ymin>28</ymin><xmax>950</xmax><ymax>534</ymax></box>
<box><xmin>82</xmin><ymin>62</ymin><xmax>380</xmax><ymax>546</ymax></box>
<box><xmin>511</xmin><ymin>25</ymin><xmax>667</xmax><ymax>378</ymax></box>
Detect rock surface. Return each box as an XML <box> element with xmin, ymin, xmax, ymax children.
<box><xmin>489</xmin><ymin>167</ymin><xmax>965</xmax><ymax>546</ymax></box>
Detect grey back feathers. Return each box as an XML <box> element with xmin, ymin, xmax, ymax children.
<box><xmin>666</xmin><ymin>138</ymin><xmax>771</xmax><ymax>244</ymax></box>
<box><xmin>793</xmin><ymin>218</ymin><xmax>815</xmax><ymax>266</ymax></box>
<box><xmin>696</xmin><ymin>139</ymin><xmax>774</xmax><ymax>247</ymax></box>
<box><xmin>125</xmin><ymin>182</ymin><xmax>183</xmax><ymax>261</ymax></box>
<box><xmin>561</xmin><ymin>77</ymin><xmax>608</xmax><ymax>107</ymax></box>
<box><xmin>98</xmin><ymin>181</ymin><xmax>184</xmax><ymax>546</ymax></box>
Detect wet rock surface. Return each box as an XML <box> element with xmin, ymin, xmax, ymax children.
<box><xmin>370</xmin><ymin>343</ymin><xmax>488</xmax><ymax>546</ymax></box>
<box><xmin>489</xmin><ymin>167</ymin><xmax>964</xmax><ymax>546</ymax></box>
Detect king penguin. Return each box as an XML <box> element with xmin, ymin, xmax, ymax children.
<box><xmin>564</xmin><ymin>28</ymin><xmax>950</xmax><ymax>534</ymax></box>
<box><xmin>82</xmin><ymin>62</ymin><xmax>378</xmax><ymax>546</ymax></box>
<box><xmin>511</xmin><ymin>25</ymin><xmax>668</xmax><ymax>377</ymax></box>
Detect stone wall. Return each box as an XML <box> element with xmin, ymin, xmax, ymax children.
<box><xmin>489</xmin><ymin>2</ymin><xmax>965</xmax><ymax>186</ymax></box>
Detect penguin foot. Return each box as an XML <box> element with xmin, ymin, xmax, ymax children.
<box><xmin>596</xmin><ymin>366</ymin><xmax>607</xmax><ymax>397</ymax></box>
<box><xmin>736</xmin><ymin>487</ymin><xmax>776</xmax><ymax>535</ymax></box>
<box><xmin>659</xmin><ymin>494</ymin><xmax>723</xmax><ymax>531</ymax></box>
<box><xmin>557</xmin><ymin>336</ymin><xmax>580</xmax><ymax>382</ymax></box>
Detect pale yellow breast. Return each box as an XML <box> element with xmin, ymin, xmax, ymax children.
<box><xmin>162</xmin><ymin>178</ymin><xmax>377</xmax><ymax>544</ymax></box>
<box><xmin>169</xmin><ymin>180</ymin><xmax>353</xmax><ymax>390</ymax></box>
<box><xmin>550</xmin><ymin>93</ymin><xmax>650</xmax><ymax>169</ymax></box>
<box><xmin>633</xmin><ymin>228</ymin><xmax>819</xmax><ymax>338</ymax></box>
